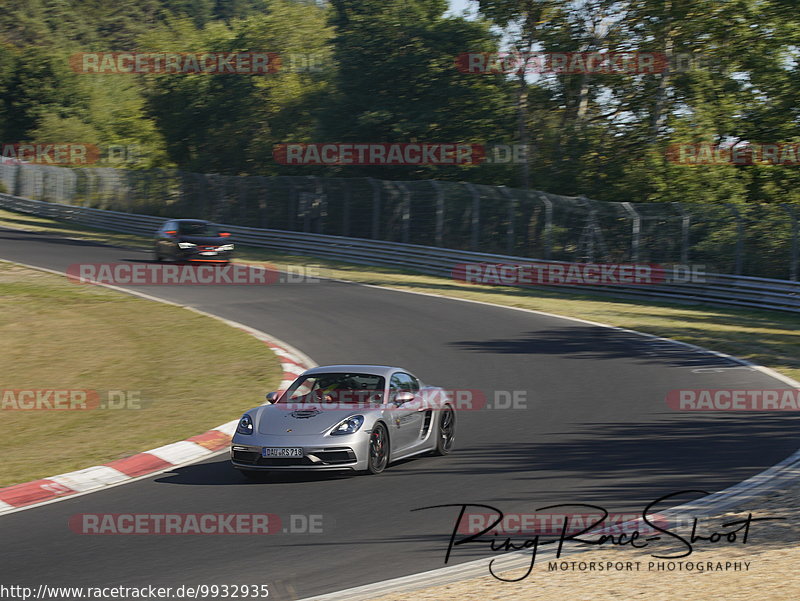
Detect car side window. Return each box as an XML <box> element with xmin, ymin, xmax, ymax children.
<box><xmin>388</xmin><ymin>374</ymin><xmax>403</xmax><ymax>403</ymax></box>
<box><xmin>393</xmin><ymin>373</ymin><xmax>419</xmax><ymax>393</ymax></box>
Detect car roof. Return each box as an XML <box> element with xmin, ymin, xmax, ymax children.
<box><xmin>171</xmin><ymin>219</ymin><xmax>210</xmax><ymax>224</ymax></box>
<box><xmin>302</xmin><ymin>365</ymin><xmax>406</xmax><ymax>378</ymax></box>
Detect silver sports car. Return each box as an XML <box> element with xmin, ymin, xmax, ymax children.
<box><xmin>230</xmin><ymin>365</ymin><xmax>455</xmax><ymax>477</ymax></box>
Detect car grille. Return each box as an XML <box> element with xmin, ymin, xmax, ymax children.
<box><xmin>232</xmin><ymin>448</ymin><xmax>356</xmax><ymax>466</ymax></box>
<box><xmin>256</xmin><ymin>456</ymin><xmax>316</xmax><ymax>466</ymax></box>
<box><xmin>291</xmin><ymin>410</ymin><xmax>321</xmax><ymax>419</ymax></box>
<box><xmin>314</xmin><ymin>449</ymin><xmax>356</xmax><ymax>464</ymax></box>
<box><xmin>232</xmin><ymin>450</ymin><xmax>260</xmax><ymax>464</ymax></box>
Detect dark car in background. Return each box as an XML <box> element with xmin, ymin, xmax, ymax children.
<box><xmin>154</xmin><ymin>219</ymin><xmax>234</xmax><ymax>262</ymax></box>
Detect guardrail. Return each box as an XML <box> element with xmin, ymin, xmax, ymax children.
<box><xmin>2</xmin><ymin>193</ymin><xmax>799</xmax><ymax>313</ymax></box>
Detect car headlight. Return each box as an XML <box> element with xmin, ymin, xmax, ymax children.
<box><xmin>330</xmin><ymin>415</ymin><xmax>364</xmax><ymax>436</ymax></box>
<box><xmin>178</xmin><ymin>242</ymin><xmax>196</xmax><ymax>249</ymax></box>
<box><xmin>217</xmin><ymin>244</ymin><xmax>234</xmax><ymax>251</ymax></box>
<box><xmin>236</xmin><ymin>414</ymin><xmax>254</xmax><ymax>435</ymax></box>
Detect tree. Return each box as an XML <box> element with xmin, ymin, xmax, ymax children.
<box><xmin>320</xmin><ymin>0</ymin><xmax>515</xmax><ymax>182</ymax></box>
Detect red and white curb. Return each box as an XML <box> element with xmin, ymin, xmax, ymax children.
<box><xmin>0</xmin><ymin>260</ymin><xmax>316</xmax><ymax>516</ymax></box>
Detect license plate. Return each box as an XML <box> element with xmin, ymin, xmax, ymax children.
<box><xmin>200</xmin><ymin>251</ymin><xmax>218</xmax><ymax>256</ymax></box>
<box><xmin>262</xmin><ymin>447</ymin><xmax>303</xmax><ymax>457</ymax></box>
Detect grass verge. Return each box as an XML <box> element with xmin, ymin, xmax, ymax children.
<box><xmin>0</xmin><ymin>260</ymin><xmax>282</xmax><ymax>486</ymax></box>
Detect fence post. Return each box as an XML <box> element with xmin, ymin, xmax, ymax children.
<box><xmin>14</xmin><ymin>165</ymin><xmax>20</xmax><ymax>198</ymax></box>
<box><xmin>238</xmin><ymin>177</ymin><xmax>247</xmax><ymax>224</ymax></box>
<box><xmin>317</xmin><ymin>177</ymin><xmax>326</xmax><ymax>235</ymax></box>
<box><xmin>126</xmin><ymin>171</ymin><xmax>134</xmax><ymax>214</ymax></box>
<box><xmin>257</xmin><ymin>176</ymin><xmax>269</xmax><ymax>229</ymax></box>
<box><xmin>342</xmin><ymin>182</ymin><xmax>351</xmax><ymax>237</ymax></box>
<box><xmin>782</xmin><ymin>204</ymin><xmax>798</xmax><ymax>281</ymax></box>
<box><xmin>673</xmin><ymin>202</ymin><xmax>690</xmax><ymax>264</ymax></box>
<box><xmin>368</xmin><ymin>177</ymin><xmax>380</xmax><ymax>239</ymax></box>
<box><xmin>286</xmin><ymin>177</ymin><xmax>297</xmax><ymax>231</ymax></box>
<box><xmin>395</xmin><ymin>181</ymin><xmax>411</xmax><ymax>244</ymax></box>
<box><xmin>538</xmin><ymin>192</ymin><xmax>553</xmax><ymax>260</ymax></box>
<box><xmin>431</xmin><ymin>180</ymin><xmax>444</xmax><ymax>247</ymax></box>
<box><xmin>727</xmin><ymin>204</ymin><xmax>745</xmax><ymax>275</ymax></box>
<box><xmin>305</xmin><ymin>175</ymin><xmax>325</xmax><ymax>234</ymax></box>
<box><xmin>577</xmin><ymin>197</ymin><xmax>608</xmax><ymax>263</ymax></box>
<box><xmin>500</xmin><ymin>186</ymin><xmax>515</xmax><ymax>255</ymax></box>
<box><xmin>586</xmin><ymin>210</ymin><xmax>596</xmax><ymax>263</ymax></box>
<box><xmin>222</xmin><ymin>175</ymin><xmax>231</xmax><ymax>223</ymax></box>
<box><xmin>621</xmin><ymin>202</ymin><xmax>641</xmax><ymax>263</ymax></box>
<box><xmin>465</xmin><ymin>183</ymin><xmax>480</xmax><ymax>251</ymax></box>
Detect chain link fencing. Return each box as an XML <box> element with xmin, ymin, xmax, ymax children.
<box><xmin>1</xmin><ymin>163</ymin><xmax>798</xmax><ymax>280</ymax></box>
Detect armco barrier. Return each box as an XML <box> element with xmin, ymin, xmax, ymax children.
<box><xmin>2</xmin><ymin>193</ymin><xmax>800</xmax><ymax>313</ymax></box>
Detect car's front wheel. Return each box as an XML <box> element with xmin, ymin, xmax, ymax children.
<box><xmin>365</xmin><ymin>423</ymin><xmax>389</xmax><ymax>474</ymax></box>
<box><xmin>431</xmin><ymin>405</ymin><xmax>455</xmax><ymax>456</ymax></box>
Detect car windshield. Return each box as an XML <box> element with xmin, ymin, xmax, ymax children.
<box><xmin>179</xmin><ymin>222</ymin><xmax>220</xmax><ymax>236</ymax></box>
<box><xmin>282</xmin><ymin>373</ymin><xmax>385</xmax><ymax>404</ymax></box>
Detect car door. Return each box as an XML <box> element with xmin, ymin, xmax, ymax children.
<box><xmin>160</xmin><ymin>221</ymin><xmax>178</xmax><ymax>258</ymax></box>
<box><xmin>386</xmin><ymin>372</ymin><xmax>426</xmax><ymax>454</ymax></box>
<box><xmin>155</xmin><ymin>223</ymin><xmax>166</xmax><ymax>256</ymax></box>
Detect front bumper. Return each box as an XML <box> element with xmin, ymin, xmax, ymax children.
<box><xmin>231</xmin><ymin>432</ymin><xmax>370</xmax><ymax>471</ymax></box>
<box><xmin>178</xmin><ymin>247</ymin><xmax>234</xmax><ymax>262</ymax></box>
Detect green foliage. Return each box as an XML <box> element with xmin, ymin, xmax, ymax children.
<box><xmin>0</xmin><ymin>0</ymin><xmax>798</xmax><ymax>204</ymax></box>
<box><xmin>320</xmin><ymin>0</ymin><xmax>514</xmax><ymax>181</ymax></box>
<box><xmin>141</xmin><ymin>2</ymin><xmax>333</xmax><ymax>174</ymax></box>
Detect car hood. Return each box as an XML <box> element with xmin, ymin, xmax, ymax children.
<box><xmin>253</xmin><ymin>403</ymin><xmax>376</xmax><ymax>436</ymax></box>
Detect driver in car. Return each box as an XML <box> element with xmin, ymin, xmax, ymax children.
<box><xmin>317</xmin><ymin>377</ymin><xmax>357</xmax><ymax>404</ymax></box>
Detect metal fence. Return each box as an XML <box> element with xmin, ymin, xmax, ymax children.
<box><xmin>3</xmin><ymin>193</ymin><xmax>800</xmax><ymax>314</ymax></box>
<box><xmin>1</xmin><ymin>163</ymin><xmax>798</xmax><ymax>280</ymax></box>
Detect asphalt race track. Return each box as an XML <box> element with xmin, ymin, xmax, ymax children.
<box><xmin>1</xmin><ymin>226</ymin><xmax>799</xmax><ymax>599</ymax></box>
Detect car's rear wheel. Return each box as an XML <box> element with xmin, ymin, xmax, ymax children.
<box><xmin>366</xmin><ymin>423</ymin><xmax>389</xmax><ymax>474</ymax></box>
<box><xmin>431</xmin><ymin>405</ymin><xmax>455</xmax><ymax>456</ymax></box>
<box><xmin>153</xmin><ymin>246</ymin><xmax>162</xmax><ymax>262</ymax></box>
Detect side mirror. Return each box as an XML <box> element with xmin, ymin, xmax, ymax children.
<box><xmin>393</xmin><ymin>391</ymin><xmax>415</xmax><ymax>406</ymax></box>
<box><xmin>265</xmin><ymin>391</ymin><xmax>279</xmax><ymax>403</ymax></box>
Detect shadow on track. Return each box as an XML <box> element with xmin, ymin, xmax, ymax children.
<box><xmin>451</xmin><ymin>326</ymin><xmax>745</xmax><ymax>369</ymax></box>
<box><xmin>154</xmin><ymin>458</ymin><xmax>357</xmax><ymax>486</ymax></box>
<box><xmin>395</xmin><ymin>413</ymin><xmax>800</xmax><ymax>504</ymax></box>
